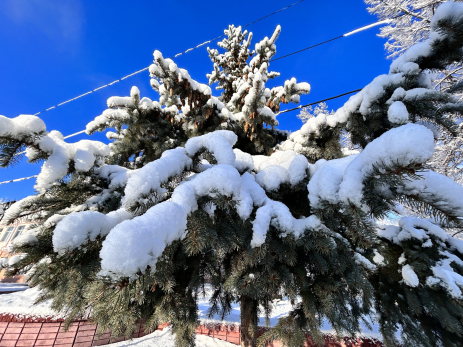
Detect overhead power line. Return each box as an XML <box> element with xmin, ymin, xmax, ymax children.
<box><xmin>270</xmin><ymin>20</ymin><xmax>391</xmax><ymax>62</ymax></box>
<box><xmin>29</xmin><ymin>16</ymin><xmax>394</xmax><ymax>118</ymax></box>
<box><xmin>0</xmin><ymin>87</ymin><xmax>363</xmax><ymax>186</ymax></box>
<box><xmin>27</xmin><ymin>1</ymin><xmax>434</xmax><ymax>118</ymax></box>
<box><xmin>2</xmin><ymin>2</ymin><xmax>437</xmax><ymax>186</ymax></box>
<box><xmin>277</xmin><ymin>88</ymin><xmax>363</xmax><ymax>115</ymax></box>
<box><xmin>30</xmin><ymin>0</ymin><xmax>307</xmax><ymax>117</ymax></box>
<box><xmin>270</xmin><ymin>1</ymin><xmax>435</xmax><ymax>63</ymax></box>
<box><xmin>0</xmin><ymin>175</ymin><xmax>39</xmax><ymax>186</ymax></box>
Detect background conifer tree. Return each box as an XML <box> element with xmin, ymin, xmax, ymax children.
<box><xmin>365</xmin><ymin>0</ymin><xmax>463</xmax><ymax>186</ymax></box>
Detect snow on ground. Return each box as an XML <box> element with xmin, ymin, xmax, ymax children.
<box><xmin>0</xmin><ymin>286</ymin><xmax>381</xmax><ymax>340</ymax></box>
<box><xmin>0</xmin><ymin>283</ymin><xmax>29</xmax><ymax>292</ymax></box>
<box><xmin>0</xmin><ymin>287</ymin><xmax>64</xmax><ymax>319</ymax></box>
<box><xmin>105</xmin><ymin>327</ymin><xmax>236</xmax><ymax>347</ymax></box>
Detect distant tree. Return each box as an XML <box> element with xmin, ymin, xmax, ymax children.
<box><xmin>366</xmin><ymin>0</ymin><xmax>463</xmax><ymax>185</ymax></box>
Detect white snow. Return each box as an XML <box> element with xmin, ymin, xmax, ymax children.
<box><xmin>0</xmin><ymin>114</ymin><xmax>46</xmax><ymax>136</ymax></box>
<box><xmin>398</xmin><ymin>217</ymin><xmax>448</xmax><ymax>243</ymax></box>
<box><xmin>122</xmin><ymin>147</ymin><xmax>192</xmax><ymax>209</ymax></box>
<box><xmin>30</xmin><ymin>131</ymin><xmax>110</xmax><ymax>193</ymax></box>
<box><xmin>338</xmin><ymin>124</ymin><xmax>435</xmax><ymax>207</ymax></box>
<box><xmin>99</xmin><ymin>201</ymin><xmax>188</xmax><ymax>279</ymax></box>
<box><xmin>0</xmin><ymin>287</ymin><xmax>64</xmax><ymax>319</ymax></box>
<box><xmin>253</xmin><ymin>150</ymin><xmax>308</xmax><ymax>192</ymax></box>
<box><xmin>399</xmin><ymin>169</ymin><xmax>463</xmax><ymax>218</ymax></box>
<box><xmin>185</xmin><ymin>131</ymin><xmax>238</xmax><ymax>165</ymax></box>
<box><xmin>354</xmin><ymin>252</ymin><xmax>377</xmax><ymax>271</ymax></box>
<box><xmin>430</xmin><ymin>254</ymin><xmax>463</xmax><ymax>299</ymax></box>
<box><xmin>232</xmin><ymin>149</ymin><xmax>253</xmax><ymax>172</ymax></box>
<box><xmin>2</xmin><ymin>196</ymin><xmax>36</xmax><ymax>223</ymax></box>
<box><xmin>373</xmin><ymin>250</ymin><xmax>385</xmax><ymax>266</ymax></box>
<box><xmin>402</xmin><ymin>265</ymin><xmax>419</xmax><ymax>287</ymax></box>
<box><xmin>387</xmin><ymin>101</ymin><xmax>409</xmax><ymax>124</ymax></box>
<box><xmin>52</xmin><ymin>208</ymin><xmax>132</xmax><ymax>255</ymax></box>
<box><xmin>105</xmin><ymin>327</ymin><xmax>237</xmax><ymax>347</ymax></box>
<box><xmin>251</xmin><ymin>202</ymin><xmax>322</xmax><ymax>247</ymax></box>
<box><xmin>86</xmin><ymin>109</ymin><xmax>131</xmax><ymax>134</ymax></box>
<box><xmin>308</xmin><ymin>155</ymin><xmax>357</xmax><ymax>208</ymax></box>
<box><xmin>107</xmin><ymin>96</ymin><xmax>134</xmax><ymax>109</ymax></box>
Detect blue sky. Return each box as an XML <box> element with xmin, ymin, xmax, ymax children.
<box><xmin>0</xmin><ymin>0</ymin><xmax>391</xmax><ymax>201</ymax></box>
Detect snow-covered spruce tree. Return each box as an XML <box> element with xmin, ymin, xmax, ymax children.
<box><xmin>365</xmin><ymin>0</ymin><xmax>463</xmax><ymax>186</ymax></box>
<box><xmin>2</xmin><ymin>5</ymin><xmax>463</xmax><ymax>347</ymax></box>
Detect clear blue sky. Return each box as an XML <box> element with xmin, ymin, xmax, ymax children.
<box><xmin>0</xmin><ymin>0</ymin><xmax>391</xmax><ymax>202</ymax></box>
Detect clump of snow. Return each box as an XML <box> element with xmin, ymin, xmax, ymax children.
<box><xmin>26</xmin><ymin>130</ymin><xmax>110</xmax><ymax>193</ymax></box>
<box><xmin>354</xmin><ymin>252</ymin><xmax>377</xmax><ymax>271</ymax></box>
<box><xmin>399</xmin><ymin>169</ymin><xmax>463</xmax><ymax>219</ymax></box>
<box><xmin>233</xmin><ymin>149</ymin><xmax>253</xmax><ymax>172</ymax></box>
<box><xmin>398</xmin><ymin>217</ymin><xmax>448</xmax><ymax>242</ymax></box>
<box><xmin>185</xmin><ymin>131</ymin><xmax>238</xmax><ymax>165</ymax></box>
<box><xmin>373</xmin><ymin>250</ymin><xmax>385</xmax><ymax>266</ymax></box>
<box><xmin>122</xmin><ymin>147</ymin><xmax>192</xmax><ymax>209</ymax></box>
<box><xmin>86</xmin><ymin>109</ymin><xmax>131</xmax><ymax>134</ymax></box>
<box><xmin>0</xmin><ymin>114</ymin><xmax>46</xmax><ymax>136</ymax></box>
<box><xmin>387</xmin><ymin>101</ymin><xmax>409</xmax><ymax>124</ymax></box>
<box><xmin>253</xmin><ymin>150</ymin><xmax>308</xmax><ymax>191</ymax></box>
<box><xmin>52</xmin><ymin>208</ymin><xmax>132</xmax><ymax>255</ymax></box>
<box><xmin>0</xmin><ymin>258</ymin><xmax>9</xmax><ymax>269</ymax></box>
<box><xmin>378</xmin><ymin>217</ymin><xmax>449</xmax><ymax>245</ymax></box>
<box><xmin>7</xmin><ymin>232</ymin><xmax>38</xmax><ymax>253</ymax></box>
<box><xmin>251</xmin><ymin>202</ymin><xmax>322</xmax><ymax>247</ymax></box>
<box><xmin>99</xmin><ymin>202</ymin><xmax>188</xmax><ymax>279</ymax></box>
<box><xmin>2</xmin><ymin>196</ymin><xmax>36</xmax><ymax>223</ymax></box>
<box><xmin>308</xmin><ymin>155</ymin><xmax>357</xmax><ymax>208</ymax></box>
<box><xmin>429</xmin><ymin>253</ymin><xmax>463</xmax><ymax>299</ymax></box>
<box><xmin>338</xmin><ymin>124</ymin><xmax>435</xmax><ymax>207</ymax></box>
<box><xmin>402</xmin><ymin>264</ymin><xmax>419</xmax><ymax>287</ymax></box>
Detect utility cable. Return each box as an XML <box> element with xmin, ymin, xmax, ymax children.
<box><xmin>270</xmin><ymin>1</ymin><xmax>434</xmax><ymax>63</ymax></box>
<box><xmin>30</xmin><ymin>0</ymin><xmax>307</xmax><ymax>117</ymax></box>
<box><xmin>2</xmin><ymin>3</ymin><xmax>436</xmax><ymax>185</ymax></box>
<box><xmin>29</xmin><ymin>1</ymin><xmax>433</xmax><ymax>117</ymax></box>
<box><xmin>0</xmin><ymin>87</ymin><xmax>363</xmax><ymax>186</ymax></box>
<box><xmin>277</xmin><ymin>88</ymin><xmax>362</xmax><ymax>115</ymax></box>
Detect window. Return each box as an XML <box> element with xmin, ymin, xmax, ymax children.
<box><xmin>12</xmin><ymin>225</ymin><xmax>26</xmax><ymax>240</ymax></box>
<box><xmin>0</xmin><ymin>227</ymin><xmax>14</xmax><ymax>242</ymax></box>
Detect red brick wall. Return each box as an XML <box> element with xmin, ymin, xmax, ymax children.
<box><xmin>0</xmin><ymin>315</ymin><xmax>383</xmax><ymax>347</ymax></box>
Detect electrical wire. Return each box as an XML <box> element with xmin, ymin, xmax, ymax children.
<box><xmin>1</xmin><ymin>2</ymin><xmax>436</xmax><ymax>185</ymax></box>
<box><xmin>30</xmin><ymin>0</ymin><xmax>307</xmax><ymax>117</ymax></box>
<box><xmin>269</xmin><ymin>1</ymin><xmax>435</xmax><ymax>63</ymax></box>
<box><xmin>0</xmin><ymin>87</ymin><xmax>363</xmax><ymax>186</ymax></box>
<box><xmin>276</xmin><ymin>88</ymin><xmax>363</xmax><ymax>115</ymax></box>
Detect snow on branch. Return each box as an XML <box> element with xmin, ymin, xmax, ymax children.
<box><xmin>378</xmin><ymin>217</ymin><xmax>463</xmax><ymax>298</ymax></box>
<box><xmin>339</xmin><ymin>124</ymin><xmax>435</xmax><ymax>207</ymax></box>
<box><xmin>0</xmin><ymin>114</ymin><xmax>109</xmax><ymax>193</ymax></box>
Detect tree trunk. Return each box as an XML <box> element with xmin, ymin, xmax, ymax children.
<box><xmin>240</xmin><ymin>296</ymin><xmax>258</xmax><ymax>347</ymax></box>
